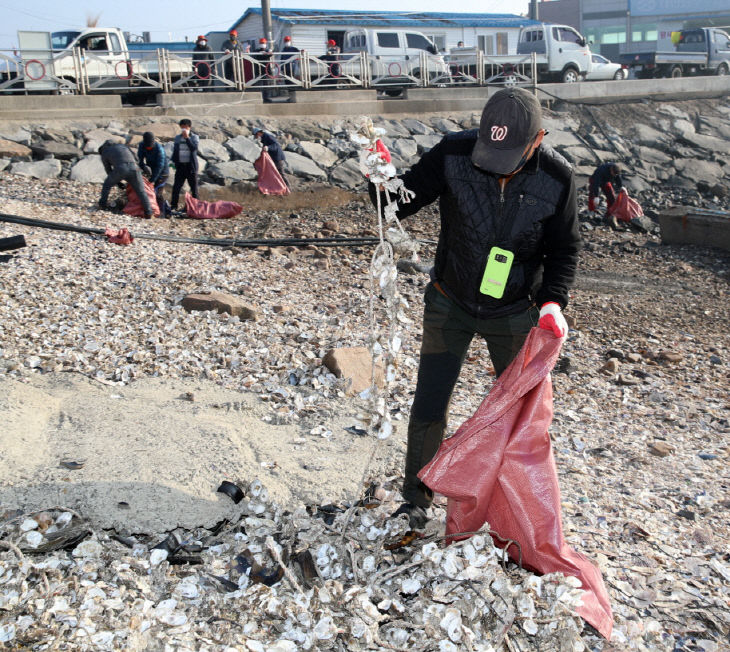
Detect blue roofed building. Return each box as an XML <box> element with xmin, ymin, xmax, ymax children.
<box><xmin>224</xmin><ymin>8</ymin><xmax>540</xmax><ymax>55</ymax></box>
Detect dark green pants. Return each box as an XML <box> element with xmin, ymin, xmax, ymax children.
<box><xmin>403</xmin><ymin>283</ymin><xmax>538</xmax><ymax>508</ymax></box>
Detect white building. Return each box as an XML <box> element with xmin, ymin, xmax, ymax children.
<box><xmin>225</xmin><ymin>8</ymin><xmax>540</xmax><ymax>55</ymax></box>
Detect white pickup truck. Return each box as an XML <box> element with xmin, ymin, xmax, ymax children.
<box><xmin>15</xmin><ymin>28</ymin><xmax>190</xmax><ymax>103</ymax></box>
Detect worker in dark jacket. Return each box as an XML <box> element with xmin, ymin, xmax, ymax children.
<box><xmin>137</xmin><ymin>132</ymin><xmax>169</xmax><ymax>216</ymax></box>
<box><xmin>98</xmin><ymin>140</ymin><xmax>153</xmax><ymax>218</ymax></box>
<box><xmin>369</xmin><ymin>88</ymin><xmax>581</xmax><ymax>529</ymax></box>
<box><xmin>253</xmin><ymin>127</ymin><xmax>288</xmax><ymax>187</ymax></box>
<box><xmin>280</xmin><ymin>35</ymin><xmax>299</xmax><ymax>78</ymax></box>
<box><xmin>588</xmin><ymin>162</ymin><xmax>622</xmax><ymax>221</ymax></box>
<box><xmin>222</xmin><ymin>30</ymin><xmax>242</xmax><ymax>83</ymax></box>
<box><xmin>170</xmin><ymin>119</ymin><xmax>200</xmax><ymax>211</ymax></box>
<box><xmin>192</xmin><ymin>35</ymin><xmax>214</xmax><ymax>87</ymax></box>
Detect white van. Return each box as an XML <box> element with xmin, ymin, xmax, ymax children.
<box><xmin>342</xmin><ymin>28</ymin><xmax>448</xmax><ymax>86</ymax></box>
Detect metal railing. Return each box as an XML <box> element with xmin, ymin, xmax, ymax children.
<box><xmin>0</xmin><ymin>48</ymin><xmax>542</xmax><ymax>96</ymax></box>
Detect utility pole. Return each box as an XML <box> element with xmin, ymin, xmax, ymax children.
<box><xmin>530</xmin><ymin>0</ymin><xmax>539</xmax><ymax>21</ymax></box>
<box><xmin>262</xmin><ymin>0</ymin><xmax>273</xmax><ymax>48</ymax></box>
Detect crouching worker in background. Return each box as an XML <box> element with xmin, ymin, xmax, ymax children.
<box><xmin>98</xmin><ymin>140</ymin><xmax>153</xmax><ymax>219</ymax></box>
<box><xmin>588</xmin><ymin>162</ymin><xmax>623</xmax><ymax>227</ymax></box>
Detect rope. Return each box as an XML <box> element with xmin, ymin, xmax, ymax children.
<box><xmin>0</xmin><ymin>212</ymin><xmax>380</xmax><ymax>249</ymax></box>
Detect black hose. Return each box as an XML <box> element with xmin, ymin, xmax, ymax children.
<box><xmin>0</xmin><ymin>213</ymin><xmax>381</xmax><ymax>249</ymax></box>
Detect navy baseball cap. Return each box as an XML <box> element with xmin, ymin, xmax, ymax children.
<box><xmin>471</xmin><ymin>88</ymin><xmax>543</xmax><ymax>175</ymax></box>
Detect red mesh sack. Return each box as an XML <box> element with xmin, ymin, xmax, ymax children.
<box><xmin>123</xmin><ymin>178</ymin><xmax>160</xmax><ymax>217</ymax></box>
<box><xmin>608</xmin><ymin>188</ymin><xmax>644</xmax><ymax>223</ymax></box>
<box><xmin>418</xmin><ymin>328</ymin><xmax>613</xmax><ymax>638</ymax></box>
<box><xmin>184</xmin><ymin>193</ymin><xmax>243</xmax><ymax>219</ymax></box>
<box><xmin>254</xmin><ymin>150</ymin><xmax>290</xmax><ymax>196</ymax></box>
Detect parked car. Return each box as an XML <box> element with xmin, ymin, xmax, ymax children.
<box><xmin>586</xmin><ymin>54</ymin><xmax>625</xmax><ymax>80</ymax></box>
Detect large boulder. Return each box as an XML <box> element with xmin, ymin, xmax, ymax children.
<box><xmin>84</xmin><ymin>129</ymin><xmax>124</xmax><ymax>154</ymax></box>
<box><xmin>10</xmin><ymin>159</ymin><xmax>62</xmax><ymax>179</ymax></box>
<box><xmin>31</xmin><ymin>141</ymin><xmax>83</xmax><ymax>161</ymax></box>
<box><xmin>0</xmin><ymin>126</ymin><xmax>31</xmax><ymax>146</ymax></box>
<box><xmin>380</xmin><ymin>120</ymin><xmax>411</xmax><ymax>137</ymax></box>
<box><xmin>130</xmin><ymin>123</ymin><xmax>179</xmax><ymax>141</ymax></box>
<box><xmin>673</xmin><ymin>158</ymin><xmax>725</xmax><ymax>186</ymax></box>
<box><xmin>285</xmin><ymin>151</ymin><xmax>326</xmax><ymax>179</ymax></box>
<box><xmin>389</xmin><ymin>138</ymin><xmax>418</xmax><ymax>161</ymax></box>
<box><xmin>431</xmin><ymin>117</ymin><xmax>460</xmax><ymax>133</ymax></box>
<box><xmin>413</xmin><ymin>134</ymin><xmax>441</xmax><ymax>153</ymax></box>
<box><xmin>0</xmin><ymin>138</ymin><xmax>32</xmax><ymax>160</ymax></box>
<box><xmin>0</xmin><ymin>159</ymin><xmax>10</xmax><ymax>172</ymax></box>
<box><xmin>298</xmin><ymin>141</ymin><xmax>339</xmax><ymax>168</ymax></box>
<box><xmin>197</xmin><ymin>139</ymin><xmax>230</xmax><ymax>162</ymax></box>
<box><xmin>206</xmin><ymin>160</ymin><xmax>257</xmax><ymax>183</ymax></box>
<box><xmin>286</xmin><ymin>122</ymin><xmax>331</xmax><ymax>142</ymax></box>
<box><xmin>329</xmin><ymin>158</ymin><xmax>363</xmax><ymax>189</ymax></box>
<box><xmin>225</xmin><ymin>135</ymin><xmax>261</xmax><ymax>163</ymax></box>
<box><xmin>402</xmin><ymin>118</ymin><xmax>434</xmax><ymax>135</ymax></box>
<box><xmin>545</xmin><ymin>130</ymin><xmax>582</xmax><ymax>149</ymax></box>
<box><xmin>69</xmin><ymin>155</ymin><xmax>107</xmax><ymax>183</ymax></box>
<box><xmin>631</xmin><ymin>124</ymin><xmax>670</xmax><ymax>149</ymax></box>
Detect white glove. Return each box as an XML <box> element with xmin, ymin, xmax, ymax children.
<box><xmin>538</xmin><ymin>302</ymin><xmax>568</xmax><ymax>338</ymax></box>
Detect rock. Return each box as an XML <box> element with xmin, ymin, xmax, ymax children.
<box><xmin>225</xmin><ymin>135</ymin><xmax>261</xmax><ymax>163</ymax></box>
<box><xmin>322</xmin><ymin>220</ymin><xmax>339</xmax><ymax>232</ymax></box>
<box><xmin>298</xmin><ymin>141</ymin><xmax>339</xmax><ymax>168</ymax></box>
<box><xmin>599</xmin><ymin>358</ymin><xmax>619</xmax><ymax>375</ymax></box>
<box><xmin>69</xmin><ymin>155</ymin><xmax>107</xmax><ymax>183</ymax></box>
<box><xmin>381</xmin><ymin>120</ymin><xmax>411</xmax><ymax>137</ymax></box>
<box><xmin>285</xmin><ymin>122</ymin><xmax>331</xmax><ymax>142</ymax></box>
<box><xmin>658</xmin><ymin>351</ymin><xmax>683</xmax><ymax>363</ymax></box>
<box><xmin>657</xmin><ymin>104</ymin><xmax>689</xmax><ymax>120</ymax></box>
<box><xmin>544</xmin><ymin>130</ymin><xmax>582</xmax><ymax>149</ymax></box>
<box><xmin>616</xmin><ymin>374</ymin><xmax>640</xmax><ymax>386</ymax></box>
<box><xmin>709</xmin><ymin>355</ymin><xmax>722</xmax><ymax>365</ymax></box>
<box><xmin>84</xmin><ymin>130</ymin><xmax>124</xmax><ymax>154</ymax></box>
<box><xmin>10</xmin><ymin>159</ymin><xmax>62</xmax><ymax>179</ymax></box>
<box><xmin>31</xmin><ymin>141</ymin><xmax>83</xmax><ymax>161</ymax></box>
<box><xmin>673</xmin><ymin>159</ymin><xmax>724</xmax><ymax>186</ymax></box>
<box><xmin>285</xmin><ymin>152</ymin><xmax>326</xmax><ymax>179</ymax></box>
<box><xmin>402</xmin><ymin>118</ymin><xmax>434</xmax><ymax>135</ymax></box>
<box><xmin>206</xmin><ymin>160</ymin><xmax>257</xmax><ymax>183</ymax></box>
<box><xmin>322</xmin><ymin>346</ymin><xmax>384</xmax><ymax>395</ymax></box>
<box><xmin>130</xmin><ymin>123</ymin><xmax>179</xmax><ymax>141</ymax></box>
<box><xmin>561</xmin><ymin>146</ymin><xmax>596</xmax><ymax>165</ymax></box>
<box><xmin>626</xmin><ymin>352</ymin><xmax>642</xmax><ymax>363</ymax></box>
<box><xmin>0</xmin><ymin>126</ymin><xmax>32</xmax><ymax>146</ymax></box>
<box><xmin>635</xmin><ymin>146</ymin><xmax>672</xmax><ymax>165</ymax></box>
<box><xmin>0</xmin><ymin>138</ymin><xmax>32</xmax><ymax>160</ymax></box>
<box><xmin>629</xmin><ymin>215</ymin><xmax>654</xmax><ymax>233</ymax></box>
<box><xmin>272</xmin><ymin>304</ymin><xmax>292</xmax><ymax>314</ymax></box>
<box><xmin>631</xmin><ymin>124</ymin><xmax>670</xmax><ymax>149</ymax></box>
<box><xmin>676</xmin><ymin>509</ymin><xmax>696</xmax><ymax>521</ymax></box>
<box><xmin>329</xmin><ymin>158</ymin><xmax>362</xmax><ymax>189</ymax></box>
<box><xmin>197</xmin><ymin>139</ymin><xmax>230</xmax><ymax>162</ymax></box>
<box><xmin>181</xmin><ymin>291</ymin><xmax>257</xmax><ymax>321</ymax></box>
<box><xmin>431</xmin><ymin>118</ymin><xmax>460</xmax><ymax>133</ymax></box>
<box><xmin>389</xmin><ymin>138</ymin><xmax>418</xmax><ymax>161</ymax></box>
<box><xmin>606</xmin><ymin>348</ymin><xmax>624</xmax><ymax>360</ymax></box>
<box><xmin>0</xmin><ymin>158</ymin><xmax>11</xmax><ymax>171</ymax></box>
<box><xmin>413</xmin><ymin>135</ymin><xmax>442</xmax><ymax>153</ymax></box>
<box><xmin>649</xmin><ymin>441</ymin><xmax>675</xmax><ymax>457</ymax></box>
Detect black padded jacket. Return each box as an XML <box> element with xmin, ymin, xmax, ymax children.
<box><xmin>369</xmin><ymin>129</ymin><xmax>581</xmax><ymax>319</ymax></box>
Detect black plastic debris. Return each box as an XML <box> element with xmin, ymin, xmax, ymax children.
<box><xmin>217</xmin><ymin>481</ymin><xmax>244</xmax><ymax>504</ymax></box>
<box><xmin>168</xmin><ymin>554</ymin><xmax>203</xmax><ymax>565</ymax></box>
<box><xmin>0</xmin><ymin>235</ymin><xmax>26</xmax><ymax>252</ymax></box>
<box><xmin>152</xmin><ymin>532</ymin><xmax>183</xmax><ymax>555</ymax></box>
<box><xmin>344</xmin><ymin>425</ymin><xmax>368</xmax><ymax>437</ymax></box>
<box><xmin>117</xmin><ymin>501</ymin><xmax>130</xmax><ymax>510</ymax></box>
<box><xmin>111</xmin><ymin>533</ymin><xmax>137</xmax><ymax>548</ymax></box>
<box><xmin>293</xmin><ymin>549</ymin><xmax>319</xmax><ymax>586</ymax></box>
<box><xmin>22</xmin><ymin>524</ymin><xmax>92</xmax><ymax>554</ymax></box>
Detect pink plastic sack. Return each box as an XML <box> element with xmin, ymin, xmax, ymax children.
<box><xmin>184</xmin><ymin>193</ymin><xmax>243</xmax><ymax>219</ymax></box>
<box><xmin>254</xmin><ymin>150</ymin><xmax>290</xmax><ymax>196</ymax></box>
<box><xmin>104</xmin><ymin>227</ymin><xmax>133</xmax><ymax>245</ymax></box>
<box><xmin>123</xmin><ymin>178</ymin><xmax>160</xmax><ymax>217</ymax></box>
<box><xmin>418</xmin><ymin>328</ymin><xmax>613</xmax><ymax>639</ymax></box>
<box><xmin>608</xmin><ymin>188</ymin><xmax>643</xmax><ymax>223</ymax></box>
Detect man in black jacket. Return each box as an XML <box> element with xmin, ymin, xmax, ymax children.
<box><xmin>192</xmin><ymin>35</ymin><xmax>214</xmax><ymax>88</ymax></box>
<box><xmin>170</xmin><ymin>119</ymin><xmax>200</xmax><ymax>211</ymax></box>
<box><xmin>588</xmin><ymin>162</ymin><xmax>623</xmax><ymax>227</ymax></box>
<box><xmin>98</xmin><ymin>140</ymin><xmax>153</xmax><ymax>218</ymax></box>
<box><xmin>370</xmin><ymin>88</ymin><xmax>581</xmax><ymax>529</ymax></box>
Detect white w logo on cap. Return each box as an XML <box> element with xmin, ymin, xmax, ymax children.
<box><xmin>491</xmin><ymin>125</ymin><xmax>508</xmax><ymax>141</ymax></box>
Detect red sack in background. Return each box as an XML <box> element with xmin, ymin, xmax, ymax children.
<box><xmin>104</xmin><ymin>227</ymin><xmax>133</xmax><ymax>245</ymax></box>
<box><xmin>418</xmin><ymin>328</ymin><xmax>613</xmax><ymax>639</ymax></box>
<box><xmin>608</xmin><ymin>188</ymin><xmax>643</xmax><ymax>223</ymax></box>
<box><xmin>184</xmin><ymin>193</ymin><xmax>243</xmax><ymax>219</ymax></box>
<box><xmin>254</xmin><ymin>150</ymin><xmax>290</xmax><ymax>196</ymax></box>
<box><xmin>123</xmin><ymin>178</ymin><xmax>160</xmax><ymax>217</ymax></box>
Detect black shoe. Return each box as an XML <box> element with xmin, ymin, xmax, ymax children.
<box><xmin>391</xmin><ymin>502</ymin><xmax>428</xmax><ymax>530</ymax></box>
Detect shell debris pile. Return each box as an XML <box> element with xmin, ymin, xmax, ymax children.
<box><xmin>0</xmin><ymin>483</ymin><xmax>597</xmax><ymax>651</ymax></box>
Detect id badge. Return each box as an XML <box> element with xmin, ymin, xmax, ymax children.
<box><xmin>479</xmin><ymin>247</ymin><xmax>514</xmax><ymax>298</ymax></box>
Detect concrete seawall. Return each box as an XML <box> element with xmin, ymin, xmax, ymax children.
<box><xmin>0</xmin><ymin>77</ymin><xmax>727</xmax><ymax>121</ymax></box>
